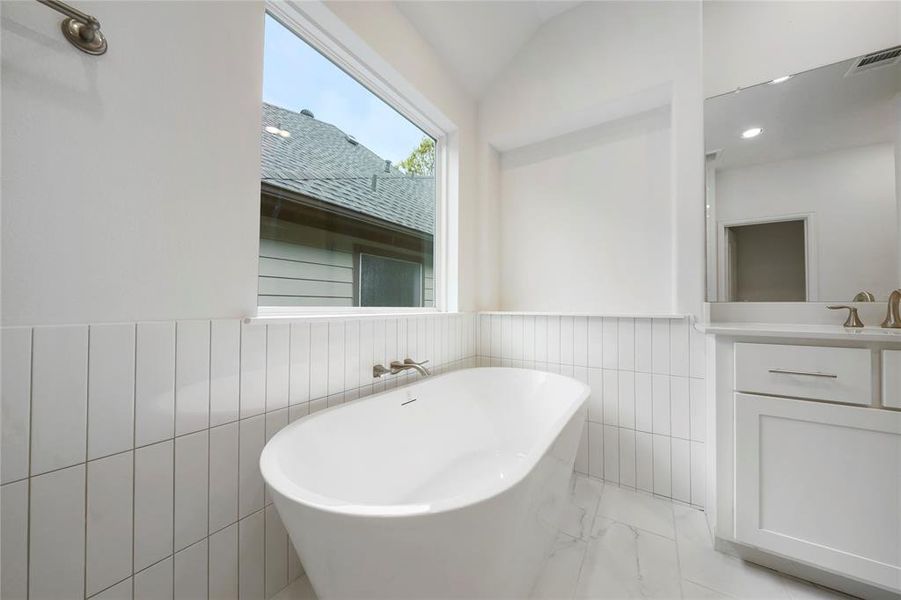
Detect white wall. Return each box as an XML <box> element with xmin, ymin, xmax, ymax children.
<box><xmin>703</xmin><ymin>1</ymin><xmax>901</xmax><ymax>98</ymax></box>
<box><xmin>715</xmin><ymin>144</ymin><xmax>898</xmax><ymax>301</ymax></box>
<box><xmin>479</xmin><ymin>1</ymin><xmax>704</xmax><ymax>316</ymax></box>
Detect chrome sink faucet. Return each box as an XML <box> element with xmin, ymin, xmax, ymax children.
<box><xmin>882</xmin><ymin>289</ymin><xmax>901</xmax><ymax>328</ymax></box>
<box><xmin>373</xmin><ymin>358</ymin><xmax>431</xmax><ymax>378</ymax></box>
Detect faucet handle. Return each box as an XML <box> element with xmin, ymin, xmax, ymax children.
<box><xmin>403</xmin><ymin>358</ymin><xmax>429</xmax><ymax>366</ymax></box>
<box><xmin>827</xmin><ymin>305</ymin><xmax>864</xmax><ymax>328</ymax></box>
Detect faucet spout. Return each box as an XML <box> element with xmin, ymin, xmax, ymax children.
<box><xmin>882</xmin><ymin>289</ymin><xmax>901</xmax><ymax>328</ymax></box>
<box><xmin>390</xmin><ymin>358</ymin><xmax>431</xmax><ymax>377</ymax></box>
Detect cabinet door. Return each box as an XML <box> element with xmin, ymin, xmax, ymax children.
<box><xmin>735</xmin><ymin>393</ymin><xmax>901</xmax><ymax>592</ymax></box>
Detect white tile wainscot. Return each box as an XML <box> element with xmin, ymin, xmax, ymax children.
<box><xmin>0</xmin><ymin>313</ymin><xmax>477</xmax><ymax>600</ymax></box>
<box><xmin>477</xmin><ymin>312</ymin><xmax>707</xmax><ymax>508</ymax></box>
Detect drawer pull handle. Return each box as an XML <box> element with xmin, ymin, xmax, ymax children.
<box><xmin>768</xmin><ymin>369</ymin><xmax>838</xmax><ymax>379</ymax></box>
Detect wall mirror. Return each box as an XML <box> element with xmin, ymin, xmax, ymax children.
<box><xmin>705</xmin><ymin>46</ymin><xmax>901</xmax><ymax>302</ymax></box>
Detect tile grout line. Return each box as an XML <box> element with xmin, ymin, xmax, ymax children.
<box><xmin>83</xmin><ymin>325</ymin><xmax>91</xmax><ymax>600</ymax></box>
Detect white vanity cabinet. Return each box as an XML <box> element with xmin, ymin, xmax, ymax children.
<box><xmin>734</xmin><ymin>393</ymin><xmax>901</xmax><ymax>591</ymax></box>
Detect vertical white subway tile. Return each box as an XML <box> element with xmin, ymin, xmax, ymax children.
<box><xmin>603</xmin><ymin>425</ymin><xmax>619</xmax><ymax>484</ymax></box>
<box><xmin>689</xmin><ymin>324</ymin><xmax>706</xmax><ymax>379</ymax></box>
<box><xmin>209</xmin><ymin>422</ymin><xmax>239</xmax><ymax>533</ymax></box>
<box><xmin>575</xmin><ymin>422</ymin><xmax>589</xmax><ymax>475</ymax></box>
<box><xmin>510</xmin><ymin>315</ymin><xmax>524</xmax><ymax>362</ymax></box>
<box><xmin>91</xmin><ymin>576</ymin><xmax>132</xmax><ymax>599</ymax></box>
<box><xmin>266</xmin><ymin>324</ymin><xmax>290</xmax><ymax>412</ymax></box>
<box><xmin>1</xmin><ymin>327</ymin><xmax>31</xmax><ymax>484</ymax></box>
<box><xmin>546</xmin><ymin>316</ymin><xmax>561</xmax><ymax>364</ymax></box>
<box><xmin>601</xmin><ymin>317</ymin><xmax>618</xmax><ymax>370</ymax></box>
<box><xmin>265</xmin><ymin>505</ymin><xmax>288</xmax><ymax>598</ymax></box>
<box><xmin>478</xmin><ymin>315</ymin><xmax>490</xmax><ymax>357</ymax></box>
<box><xmin>489</xmin><ymin>315</ymin><xmax>501</xmax><ymax>358</ymax></box>
<box><xmin>572</xmin><ymin>316</ymin><xmax>588</xmax><ymax>367</ymax></box>
<box><xmin>636</xmin><ymin>432</ymin><xmax>654</xmax><ymax>493</ymax></box>
<box><xmin>239</xmin><ymin>415</ymin><xmax>265</xmax><ymax>518</ymax></box>
<box><xmin>88</xmin><ymin>323</ymin><xmax>135</xmax><ymax>460</ymax></box>
<box><xmin>587</xmin><ymin>317</ymin><xmax>603</xmax><ymax>368</ymax></box>
<box><xmin>135</xmin><ymin>557</ymin><xmax>172</xmax><ymax>600</ymax></box>
<box><xmin>385</xmin><ymin>318</ymin><xmax>398</xmax><ymax>367</ymax></box>
<box><xmin>264</xmin><ymin>409</ymin><xmax>289</xmax><ymax>504</ymax></box>
<box><xmin>560</xmin><ymin>364</ymin><xmax>574</xmax><ymax>377</ymax></box>
<box><xmin>87</xmin><ymin>452</ymin><xmax>134</xmax><ymax>596</ymax></box>
<box><xmin>690</xmin><ymin>441</ymin><xmax>706</xmax><ymax>508</ymax></box>
<box><xmin>1</xmin><ymin>480</ymin><xmax>28</xmax><ymax>599</ymax></box>
<box><xmin>671</xmin><ymin>376</ymin><xmax>690</xmax><ymax>440</ymax></box>
<box><xmin>635</xmin><ymin>319</ymin><xmax>653</xmax><ymax>373</ymax></box>
<box><xmin>209</xmin><ymin>523</ymin><xmax>238</xmax><ymax>600</ymax></box>
<box><xmin>174</xmin><ymin>539</ymin><xmax>208</xmax><ymax>600</ymax></box>
<box><xmin>309</xmin><ymin>322</ymin><xmax>329</xmax><ymax>400</ymax></box>
<box><xmin>522</xmin><ymin>316</ymin><xmax>535</xmax><ymax>362</ymax></box>
<box><xmin>174</xmin><ymin>430</ymin><xmax>208</xmax><ymax>551</ymax></box>
<box><xmin>588</xmin><ymin>422</ymin><xmax>604</xmax><ymax>479</ymax></box>
<box><xmin>327</xmin><ymin>320</ymin><xmax>345</xmax><ymax>395</ymax></box>
<box><xmin>344</xmin><ymin>320</ymin><xmax>360</xmax><ymax>391</ymax></box>
<box><xmin>210</xmin><ymin>320</ymin><xmax>240</xmax><ymax>427</ymax></box>
<box><xmin>396</xmin><ymin>318</ymin><xmax>408</xmax><ymax>362</ymax></box>
<box><xmin>534</xmin><ymin>316</ymin><xmax>548</xmax><ymax>362</ymax></box>
<box><xmin>587</xmin><ymin>369</ymin><xmax>603</xmax><ymax>423</ymax></box>
<box><xmin>406</xmin><ymin>317</ymin><xmax>418</xmax><ymax>360</ymax></box>
<box><xmin>175</xmin><ymin>320</ymin><xmax>210</xmax><ymax>436</ymax></box>
<box><xmin>240</xmin><ymin>323</ymin><xmax>266</xmax><ymax>419</ymax></box>
<box><xmin>602</xmin><ymin>369</ymin><xmax>618</xmax><ymax>427</ymax></box>
<box><xmin>617</xmin><ymin>318</ymin><xmax>635</xmax><ymax>371</ymax></box>
<box><xmin>671</xmin><ymin>438</ymin><xmax>691</xmax><ymax>503</ymax></box>
<box><xmin>500</xmin><ymin>315</ymin><xmax>512</xmax><ymax>360</ymax></box>
<box><xmin>134</xmin><ymin>440</ymin><xmax>174</xmax><ymax>571</ymax></box>
<box><xmin>652</xmin><ymin>434</ymin><xmax>672</xmax><ymax>497</ymax></box>
<box><xmin>239</xmin><ymin>511</ymin><xmax>265</xmax><ymax>600</ymax></box>
<box><xmin>417</xmin><ymin>317</ymin><xmax>428</xmax><ymax>365</ymax></box>
<box><xmin>618</xmin><ymin>371</ymin><xmax>636</xmax><ymax>429</ymax></box>
<box><xmin>635</xmin><ymin>373</ymin><xmax>653</xmax><ymax>433</ymax></box>
<box><xmin>559</xmin><ymin>316</ymin><xmax>574</xmax><ymax>365</ymax></box>
<box><xmin>289</xmin><ymin>322</ymin><xmax>311</xmax><ymax>406</ymax></box>
<box><xmin>31</xmin><ymin>325</ymin><xmax>88</xmax><ymax>475</ymax></box>
<box><xmin>288</xmin><ymin>402</ymin><xmax>310</xmax><ymax>423</ymax></box>
<box><xmin>689</xmin><ymin>378</ymin><xmax>706</xmax><ymax>442</ymax></box>
<box><xmin>652</xmin><ymin>374</ymin><xmax>671</xmax><ymax>435</ymax></box>
<box><xmin>288</xmin><ymin>541</ymin><xmax>303</xmax><ymax>583</ymax></box>
<box><xmin>29</xmin><ymin>464</ymin><xmax>85</xmax><ymax>599</ymax></box>
<box><xmin>136</xmin><ymin>322</ymin><xmax>175</xmax><ymax>447</ymax></box>
<box><xmin>619</xmin><ymin>429</ymin><xmax>637</xmax><ymax>488</ymax></box>
<box><xmin>669</xmin><ymin>319</ymin><xmax>690</xmax><ymax>376</ymax></box>
<box><xmin>651</xmin><ymin>319</ymin><xmax>670</xmax><ymax>375</ymax></box>
<box><xmin>358</xmin><ymin>319</ymin><xmax>374</xmax><ymax>389</ymax></box>
<box><xmin>309</xmin><ymin>398</ymin><xmax>327</xmax><ymax>414</ymax></box>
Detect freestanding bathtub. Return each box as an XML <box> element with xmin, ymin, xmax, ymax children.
<box><xmin>260</xmin><ymin>367</ymin><xmax>589</xmax><ymax>599</ymax></box>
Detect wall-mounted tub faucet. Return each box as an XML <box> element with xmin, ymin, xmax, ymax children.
<box><xmin>882</xmin><ymin>289</ymin><xmax>901</xmax><ymax>328</ymax></box>
<box><xmin>373</xmin><ymin>358</ymin><xmax>431</xmax><ymax>378</ymax></box>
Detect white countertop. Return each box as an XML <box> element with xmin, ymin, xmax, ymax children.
<box><xmin>700</xmin><ymin>322</ymin><xmax>901</xmax><ymax>343</ymax></box>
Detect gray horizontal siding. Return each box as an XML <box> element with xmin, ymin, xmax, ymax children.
<box><xmin>258</xmin><ymin>295</ymin><xmax>353</xmax><ymax>307</ymax></box>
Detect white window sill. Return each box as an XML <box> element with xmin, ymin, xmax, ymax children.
<box><xmin>246</xmin><ymin>306</ymin><xmax>446</xmax><ymax>324</ymax></box>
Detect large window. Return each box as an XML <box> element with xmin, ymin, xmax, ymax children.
<box><xmin>259</xmin><ymin>13</ymin><xmax>436</xmax><ymax>309</ymax></box>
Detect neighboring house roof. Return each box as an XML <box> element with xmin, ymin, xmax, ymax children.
<box><xmin>260</xmin><ymin>102</ymin><xmax>435</xmax><ymax>235</ymax></box>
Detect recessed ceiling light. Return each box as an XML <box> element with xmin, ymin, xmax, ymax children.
<box><xmin>741</xmin><ymin>127</ymin><xmax>763</xmax><ymax>139</ymax></box>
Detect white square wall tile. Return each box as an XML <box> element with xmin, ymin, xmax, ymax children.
<box><xmin>239</xmin><ymin>415</ymin><xmax>266</xmax><ymax>518</ymax></box>
<box><xmin>87</xmin><ymin>452</ymin><xmax>134</xmax><ymax>596</ymax></box>
<box><xmin>210</xmin><ymin>319</ymin><xmax>240</xmax><ymax>427</ymax></box>
<box><xmin>669</xmin><ymin>318</ymin><xmax>689</xmax><ymax>376</ymax></box>
<box><xmin>635</xmin><ymin>319</ymin><xmax>653</xmax><ymax>373</ymax></box>
<box><xmin>309</xmin><ymin>322</ymin><xmax>329</xmax><ymax>400</ymax></box>
<box><xmin>290</xmin><ymin>322</ymin><xmax>312</xmax><ymax>405</ymax></box>
<box><xmin>587</xmin><ymin>317</ymin><xmax>603</xmax><ymax>368</ymax></box>
<box><xmin>175</xmin><ymin>539</ymin><xmax>208</xmax><ymax>600</ymax></box>
<box><xmin>619</xmin><ymin>428</ymin><xmax>637</xmax><ymax>488</ymax></box>
<box><xmin>29</xmin><ymin>464</ymin><xmax>86</xmax><ymax>600</ymax></box>
<box><xmin>636</xmin><ymin>431</ymin><xmax>654</xmax><ymax>493</ymax></box>
<box><xmin>651</xmin><ymin>319</ymin><xmax>670</xmax><ymax>375</ymax></box>
<box><xmin>175</xmin><ymin>430</ymin><xmax>209</xmax><ymax>551</ymax></box>
<box><xmin>1</xmin><ymin>327</ymin><xmax>31</xmax><ymax>484</ymax></box>
<box><xmin>240</xmin><ymin>323</ymin><xmax>267</xmax><ymax>418</ymax></box>
<box><xmin>1</xmin><ymin>480</ymin><xmax>28</xmax><ymax>600</ymax></box>
<box><xmin>671</xmin><ymin>438</ymin><xmax>691</xmax><ymax>503</ymax></box>
<box><xmin>602</xmin><ymin>317</ymin><xmax>618</xmax><ymax>369</ymax></box>
<box><xmin>209</xmin><ymin>422</ymin><xmax>239</xmax><ymax>533</ymax></box>
<box><xmin>176</xmin><ymin>320</ymin><xmax>210</xmax><ymax>436</ymax></box>
<box><xmin>135</xmin><ymin>556</ymin><xmax>173</xmax><ymax>600</ymax></box>
<box><xmin>602</xmin><ymin>369</ymin><xmax>618</xmax><ymax>427</ymax></box>
<box><xmin>266</xmin><ymin>324</ymin><xmax>290</xmax><ymax>412</ymax></box>
<box><xmin>135</xmin><ymin>321</ymin><xmax>176</xmax><ymax>447</ymax></box>
<box><xmin>652</xmin><ymin>434</ymin><xmax>672</xmax><ymax>497</ymax></box>
<box><xmin>31</xmin><ymin>325</ymin><xmax>88</xmax><ymax>475</ymax></box>
<box><xmin>691</xmin><ymin>441</ymin><xmax>706</xmax><ymax>508</ymax></box>
<box><xmin>265</xmin><ymin>506</ymin><xmax>288</xmax><ymax>598</ymax></box>
<box><xmin>635</xmin><ymin>372</ymin><xmax>653</xmax><ymax>433</ymax></box>
<box><xmin>88</xmin><ymin>323</ymin><xmax>135</xmax><ymax>460</ymax></box>
<box><xmin>618</xmin><ymin>371</ymin><xmax>635</xmax><ymax>430</ymax></box>
<box><xmin>671</xmin><ymin>376</ymin><xmax>690</xmax><ymax>440</ymax></box>
<box><xmin>134</xmin><ymin>440</ymin><xmax>174</xmax><ymax>571</ymax></box>
<box><xmin>239</xmin><ymin>511</ymin><xmax>265</xmax><ymax>600</ymax></box>
<box><xmin>652</xmin><ymin>374</ymin><xmax>671</xmax><ymax>435</ymax></box>
<box><xmin>588</xmin><ymin>422</ymin><xmax>604</xmax><ymax>479</ymax></box>
<box><xmin>690</xmin><ymin>378</ymin><xmax>706</xmax><ymax>442</ymax></box>
<box><xmin>603</xmin><ymin>425</ymin><xmax>619</xmax><ymax>483</ymax></box>
<box><xmin>618</xmin><ymin>318</ymin><xmax>635</xmax><ymax>370</ymax></box>
<box><xmin>209</xmin><ymin>523</ymin><xmax>239</xmax><ymax>600</ymax></box>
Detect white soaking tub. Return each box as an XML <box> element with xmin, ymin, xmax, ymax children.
<box><xmin>260</xmin><ymin>367</ymin><xmax>589</xmax><ymax>599</ymax></box>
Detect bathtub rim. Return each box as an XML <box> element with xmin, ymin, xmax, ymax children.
<box><xmin>259</xmin><ymin>367</ymin><xmax>589</xmax><ymax>519</ymax></box>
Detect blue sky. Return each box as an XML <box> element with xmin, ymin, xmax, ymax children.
<box><xmin>262</xmin><ymin>14</ymin><xmax>428</xmax><ymax>164</ymax></box>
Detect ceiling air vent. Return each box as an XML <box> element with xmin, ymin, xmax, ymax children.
<box><xmin>845</xmin><ymin>46</ymin><xmax>901</xmax><ymax>77</ymax></box>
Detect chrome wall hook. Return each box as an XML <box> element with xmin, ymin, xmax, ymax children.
<box><xmin>36</xmin><ymin>0</ymin><xmax>107</xmax><ymax>55</ymax></box>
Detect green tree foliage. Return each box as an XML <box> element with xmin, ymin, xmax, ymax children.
<box><xmin>398</xmin><ymin>137</ymin><xmax>435</xmax><ymax>176</ymax></box>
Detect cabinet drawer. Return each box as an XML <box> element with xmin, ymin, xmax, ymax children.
<box><xmin>883</xmin><ymin>350</ymin><xmax>901</xmax><ymax>409</ymax></box>
<box><xmin>735</xmin><ymin>343</ymin><xmax>871</xmax><ymax>405</ymax></box>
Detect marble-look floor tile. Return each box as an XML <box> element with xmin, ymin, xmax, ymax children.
<box><xmin>682</xmin><ymin>580</ymin><xmax>734</xmax><ymax>599</ymax></box>
<box><xmin>530</xmin><ymin>533</ymin><xmax>587</xmax><ymax>600</ymax></box>
<box><xmin>560</xmin><ymin>475</ymin><xmax>604</xmax><ymax>539</ymax></box>
<box><xmin>271</xmin><ymin>574</ymin><xmax>318</xmax><ymax>600</ymax></box>
<box><xmin>575</xmin><ymin>517</ymin><xmax>681</xmax><ymax>599</ymax></box>
<box><xmin>678</xmin><ymin>539</ymin><xmax>790</xmax><ymax>600</ymax></box>
<box><xmin>674</xmin><ymin>503</ymin><xmax>712</xmax><ymax>547</ymax></box>
<box><xmin>596</xmin><ymin>485</ymin><xmax>675</xmax><ymax>539</ymax></box>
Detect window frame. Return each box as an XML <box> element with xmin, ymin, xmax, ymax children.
<box><xmin>256</xmin><ymin>1</ymin><xmax>457</xmax><ymax>318</ymax></box>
